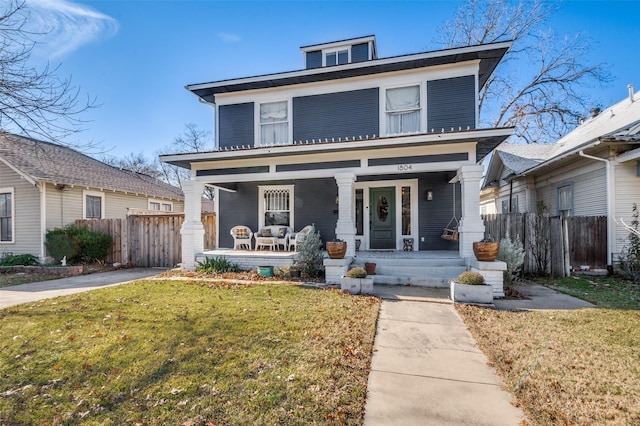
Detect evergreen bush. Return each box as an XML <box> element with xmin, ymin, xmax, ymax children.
<box><xmin>497</xmin><ymin>234</ymin><xmax>525</xmax><ymax>286</ymax></box>
<box><xmin>295</xmin><ymin>225</ymin><xmax>324</xmax><ymax>278</ymax></box>
<box><xmin>619</xmin><ymin>204</ymin><xmax>640</xmax><ymax>283</ymax></box>
<box><xmin>456</xmin><ymin>271</ymin><xmax>485</xmax><ymax>285</ymax></box>
<box><xmin>45</xmin><ymin>225</ymin><xmax>112</xmax><ymax>264</ymax></box>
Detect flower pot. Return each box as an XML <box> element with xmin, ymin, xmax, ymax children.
<box><xmin>340</xmin><ymin>277</ymin><xmax>374</xmax><ymax>295</ymax></box>
<box><xmin>364</xmin><ymin>262</ymin><xmax>376</xmax><ymax>275</ymax></box>
<box><xmin>450</xmin><ymin>281</ymin><xmax>493</xmax><ymax>304</ymax></box>
<box><xmin>327</xmin><ymin>241</ymin><xmax>347</xmax><ymax>259</ymax></box>
<box><xmin>257</xmin><ymin>266</ymin><xmax>274</xmax><ymax>277</ymax></box>
<box><xmin>473</xmin><ymin>242</ymin><xmax>500</xmax><ymax>261</ymax></box>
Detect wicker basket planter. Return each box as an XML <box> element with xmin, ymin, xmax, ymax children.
<box><xmin>472</xmin><ymin>242</ymin><xmax>500</xmax><ymax>261</ymax></box>
<box><xmin>326</xmin><ymin>241</ymin><xmax>347</xmax><ymax>259</ymax></box>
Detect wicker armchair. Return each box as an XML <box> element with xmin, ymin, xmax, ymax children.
<box><xmin>230</xmin><ymin>225</ymin><xmax>253</xmax><ymax>250</ymax></box>
<box><xmin>286</xmin><ymin>225</ymin><xmax>315</xmax><ymax>251</ymax></box>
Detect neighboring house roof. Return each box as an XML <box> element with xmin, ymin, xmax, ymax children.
<box><xmin>483</xmin><ymin>88</ymin><xmax>640</xmax><ymax>187</ymax></box>
<box><xmin>0</xmin><ymin>132</ymin><xmax>184</xmax><ymax>200</ymax></box>
<box><xmin>187</xmin><ymin>41</ymin><xmax>512</xmax><ymax>103</ymax></box>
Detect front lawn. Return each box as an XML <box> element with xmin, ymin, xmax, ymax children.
<box><xmin>0</xmin><ymin>280</ymin><xmax>380</xmax><ymax>425</ymax></box>
<box><xmin>457</xmin><ymin>305</ymin><xmax>640</xmax><ymax>425</ymax></box>
<box><xmin>536</xmin><ymin>275</ymin><xmax>640</xmax><ymax>310</ymax></box>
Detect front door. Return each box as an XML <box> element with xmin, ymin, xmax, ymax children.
<box><xmin>370</xmin><ymin>187</ymin><xmax>396</xmax><ymax>249</ymax></box>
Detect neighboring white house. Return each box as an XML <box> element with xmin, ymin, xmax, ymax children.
<box><xmin>481</xmin><ymin>85</ymin><xmax>640</xmax><ymax>268</ymax></box>
<box><xmin>161</xmin><ymin>35</ymin><xmax>515</xmax><ymax>269</ymax></box>
<box><xmin>0</xmin><ymin>132</ymin><xmax>184</xmax><ymax>260</ymax></box>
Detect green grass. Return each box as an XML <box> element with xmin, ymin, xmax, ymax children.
<box><xmin>536</xmin><ymin>275</ymin><xmax>640</xmax><ymax>310</ymax></box>
<box><xmin>457</xmin><ymin>305</ymin><xmax>640</xmax><ymax>425</ymax></box>
<box><xmin>0</xmin><ymin>280</ymin><xmax>380</xmax><ymax>425</ymax></box>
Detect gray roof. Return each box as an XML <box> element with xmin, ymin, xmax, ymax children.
<box><xmin>0</xmin><ymin>132</ymin><xmax>183</xmax><ymax>200</ymax></box>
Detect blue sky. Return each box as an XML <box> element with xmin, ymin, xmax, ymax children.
<box><xmin>23</xmin><ymin>0</ymin><xmax>640</xmax><ymax>159</ymax></box>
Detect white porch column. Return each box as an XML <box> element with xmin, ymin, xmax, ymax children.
<box><xmin>180</xmin><ymin>180</ymin><xmax>205</xmax><ymax>270</ymax></box>
<box><xmin>458</xmin><ymin>165</ymin><xmax>485</xmax><ymax>259</ymax></box>
<box><xmin>334</xmin><ymin>172</ymin><xmax>357</xmax><ymax>257</ymax></box>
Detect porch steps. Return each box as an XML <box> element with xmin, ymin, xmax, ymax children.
<box><xmin>351</xmin><ymin>255</ymin><xmax>466</xmax><ymax>287</ymax></box>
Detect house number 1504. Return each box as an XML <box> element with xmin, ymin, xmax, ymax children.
<box><xmin>397</xmin><ymin>164</ymin><xmax>412</xmax><ymax>171</ymax></box>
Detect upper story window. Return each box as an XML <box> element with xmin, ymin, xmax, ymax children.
<box><xmin>0</xmin><ymin>189</ymin><xmax>13</xmax><ymax>243</ymax></box>
<box><xmin>325</xmin><ymin>49</ymin><xmax>348</xmax><ymax>66</ymax></box>
<box><xmin>260</xmin><ymin>101</ymin><xmax>288</xmax><ymax>145</ymax></box>
<box><xmin>386</xmin><ymin>85</ymin><xmax>421</xmax><ymax>135</ymax></box>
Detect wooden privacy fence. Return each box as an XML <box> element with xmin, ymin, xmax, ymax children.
<box><xmin>76</xmin><ymin>213</ymin><xmax>216</xmax><ymax>267</ymax></box>
<box><xmin>482</xmin><ymin>213</ymin><xmax>607</xmax><ymax>277</ymax></box>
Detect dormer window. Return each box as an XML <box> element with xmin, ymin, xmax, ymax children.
<box><xmin>325</xmin><ymin>49</ymin><xmax>349</xmax><ymax>66</ymax></box>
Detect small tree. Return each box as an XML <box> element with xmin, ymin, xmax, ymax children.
<box><xmin>497</xmin><ymin>234</ymin><xmax>525</xmax><ymax>287</ymax></box>
<box><xmin>294</xmin><ymin>225</ymin><xmax>323</xmax><ymax>278</ymax></box>
<box><xmin>618</xmin><ymin>204</ymin><xmax>640</xmax><ymax>283</ymax></box>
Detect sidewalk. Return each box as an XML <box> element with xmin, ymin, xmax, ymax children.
<box><xmin>364</xmin><ymin>282</ymin><xmax>593</xmax><ymax>425</ymax></box>
<box><xmin>0</xmin><ymin>268</ymin><xmax>163</xmax><ymax>309</ymax></box>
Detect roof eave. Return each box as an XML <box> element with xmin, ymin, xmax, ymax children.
<box><xmin>0</xmin><ymin>155</ymin><xmax>38</xmax><ymax>186</ymax></box>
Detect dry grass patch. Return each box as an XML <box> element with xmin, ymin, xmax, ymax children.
<box><xmin>0</xmin><ymin>280</ymin><xmax>380</xmax><ymax>425</ymax></box>
<box><xmin>457</xmin><ymin>305</ymin><xmax>640</xmax><ymax>425</ymax></box>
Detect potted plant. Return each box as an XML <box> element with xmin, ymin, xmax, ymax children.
<box><xmin>473</xmin><ymin>235</ymin><xmax>500</xmax><ymax>262</ymax></box>
<box><xmin>364</xmin><ymin>262</ymin><xmax>377</xmax><ymax>275</ymax></box>
<box><xmin>326</xmin><ymin>239</ymin><xmax>347</xmax><ymax>259</ymax></box>
<box><xmin>340</xmin><ymin>266</ymin><xmax>374</xmax><ymax>295</ymax></box>
<box><xmin>449</xmin><ymin>271</ymin><xmax>493</xmax><ymax>304</ymax></box>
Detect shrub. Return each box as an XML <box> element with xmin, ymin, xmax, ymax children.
<box><xmin>346</xmin><ymin>267</ymin><xmax>367</xmax><ymax>278</ymax></box>
<box><xmin>45</xmin><ymin>225</ymin><xmax>112</xmax><ymax>264</ymax></box>
<box><xmin>497</xmin><ymin>234</ymin><xmax>525</xmax><ymax>286</ymax></box>
<box><xmin>196</xmin><ymin>256</ymin><xmax>240</xmax><ymax>273</ymax></box>
<box><xmin>295</xmin><ymin>225</ymin><xmax>324</xmax><ymax>278</ymax></box>
<box><xmin>0</xmin><ymin>254</ymin><xmax>40</xmax><ymax>266</ymax></box>
<box><xmin>456</xmin><ymin>271</ymin><xmax>485</xmax><ymax>285</ymax></box>
<box><xmin>619</xmin><ymin>203</ymin><xmax>640</xmax><ymax>283</ymax></box>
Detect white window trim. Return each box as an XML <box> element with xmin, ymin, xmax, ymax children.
<box><xmin>380</xmin><ymin>82</ymin><xmax>426</xmax><ymax>137</ymax></box>
<box><xmin>255</xmin><ymin>99</ymin><xmax>292</xmax><ymax>146</ymax></box>
<box><xmin>83</xmin><ymin>190</ymin><xmax>105</xmax><ymax>219</ymax></box>
<box><xmin>258</xmin><ymin>185</ymin><xmax>295</xmax><ymax>230</ymax></box>
<box><xmin>322</xmin><ymin>47</ymin><xmax>351</xmax><ymax>67</ymax></box>
<box><xmin>557</xmin><ymin>183</ymin><xmax>573</xmax><ymax>216</ymax></box>
<box><xmin>0</xmin><ymin>187</ymin><xmax>15</xmax><ymax>244</ymax></box>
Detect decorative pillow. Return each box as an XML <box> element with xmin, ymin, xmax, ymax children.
<box><xmin>278</xmin><ymin>227</ymin><xmax>287</xmax><ymax>238</ymax></box>
<box><xmin>236</xmin><ymin>228</ymin><xmax>248</xmax><ymax>237</ymax></box>
<box><xmin>261</xmin><ymin>228</ymin><xmax>272</xmax><ymax>237</ymax></box>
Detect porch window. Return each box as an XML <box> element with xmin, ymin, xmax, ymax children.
<box><xmin>558</xmin><ymin>184</ymin><xmax>572</xmax><ymax>216</ymax></box>
<box><xmin>386</xmin><ymin>85</ymin><xmax>420</xmax><ymax>135</ymax></box>
<box><xmin>260</xmin><ymin>185</ymin><xmax>294</xmax><ymax>228</ymax></box>
<box><xmin>401</xmin><ymin>186</ymin><xmax>411</xmax><ymax>235</ymax></box>
<box><xmin>260</xmin><ymin>101</ymin><xmax>288</xmax><ymax>145</ymax></box>
<box><xmin>0</xmin><ymin>189</ymin><xmax>13</xmax><ymax>242</ymax></box>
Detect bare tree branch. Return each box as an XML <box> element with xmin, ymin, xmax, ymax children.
<box><xmin>0</xmin><ymin>0</ymin><xmax>96</xmax><ymax>146</ymax></box>
<box><xmin>436</xmin><ymin>0</ymin><xmax>611</xmax><ymax>143</ymax></box>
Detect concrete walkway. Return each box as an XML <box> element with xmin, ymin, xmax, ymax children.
<box><xmin>0</xmin><ymin>268</ymin><xmax>163</xmax><ymax>309</ymax></box>
<box><xmin>364</xmin><ymin>282</ymin><xmax>594</xmax><ymax>425</ymax></box>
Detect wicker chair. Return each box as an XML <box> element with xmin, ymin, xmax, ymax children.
<box><xmin>230</xmin><ymin>225</ymin><xmax>253</xmax><ymax>250</ymax></box>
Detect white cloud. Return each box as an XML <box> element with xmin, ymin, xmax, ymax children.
<box><xmin>25</xmin><ymin>0</ymin><xmax>119</xmax><ymax>59</ymax></box>
<box><xmin>217</xmin><ymin>32</ymin><xmax>241</xmax><ymax>43</ymax></box>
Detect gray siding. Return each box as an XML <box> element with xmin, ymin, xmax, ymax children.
<box><xmin>218</xmin><ymin>102</ymin><xmax>254</xmax><ymax>149</ymax></box>
<box><xmin>418</xmin><ymin>172</ymin><xmax>460</xmax><ymax>251</ymax></box>
<box><xmin>218</xmin><ymin>178</ymin><xmax>337</xmax><ymax>249</ymax></box>
<box><xmin>351</xmin><ymin>43</ymin><xmax>369</xmax><ymax>63</ymax></box>
<box><xmin>293</xmin><ymin>88</ymin><xmax>379</xmax><ymax>142</ymax></box>
<box><xmin>427</xmin><ymin>75</ymin><xmax>476</xmax><ymax>131</ymax></box>
<box><xmin>306</xmin><ymin>50</ymin><xmax>322</xmax><ymax>69</ymax></box>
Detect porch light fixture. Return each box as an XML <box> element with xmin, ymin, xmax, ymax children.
<box><xmin>426</xmin><ymin>190</ymin><xmax>433</xmax><ymax>201</ymax></box>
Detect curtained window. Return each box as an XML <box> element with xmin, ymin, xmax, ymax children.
<box><xmin>260</xmin><ymin>101</ymin><xmax>288</xmax><ymax>145</ymax></box>
<box><xmin>386</xmin><ymin>86</ymin><xmax>420</xmax><ymax>135</ymax></box>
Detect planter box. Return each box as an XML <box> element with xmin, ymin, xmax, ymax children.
<box><xmin>450</xmin><ymin>281</ymin><xmax>493</xmax><ymax>304</ymax></box>
<box><xmin>340</xmin><ymin>277</ymin><xmax>374</xmax><ymax>295</ymax></box>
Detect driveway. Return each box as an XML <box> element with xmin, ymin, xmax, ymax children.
<box><xmin>0</xmin><ymin>268</ymin><xmax>163</xmax><ymax>309</ymax></box>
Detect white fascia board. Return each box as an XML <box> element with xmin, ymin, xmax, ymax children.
<box><xmin>186</xmin><ymin>41</ymin><xmax>512</xmax><ymax>93</ymax></box>
<box><xmin>300</xmin><ymin>36</ymin><xmax>376</xmax><ymax>53</ymax></box>
<box><xmin>0</xmin><ymin>155</ymin><xmax>37</xmax><ymax>186</ymax></box>
<box><xmin>160</xmin><ymin>128</ymin><xmax>513</xmax><ymax>164</ymax></box>
<box><xmin>615</xmin><ymin>146</ymin><xmax>640</xmax><ymax>163</ymax></box>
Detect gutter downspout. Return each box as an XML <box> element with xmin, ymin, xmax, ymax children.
<box><xmin>39</xmin><ymin>182</ymin><xmax>46</xmax><ymax>262</ymax></box>
<box><xmin>579</xmin><ymin>147</ymin><xmax>614</xmax><ymax>270</ymax></box>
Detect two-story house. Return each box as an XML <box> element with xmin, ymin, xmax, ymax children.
<box><xmin>161</xmin><ymin>35</ymin><xmax>513</xmax><ymax>270</ymax></box>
